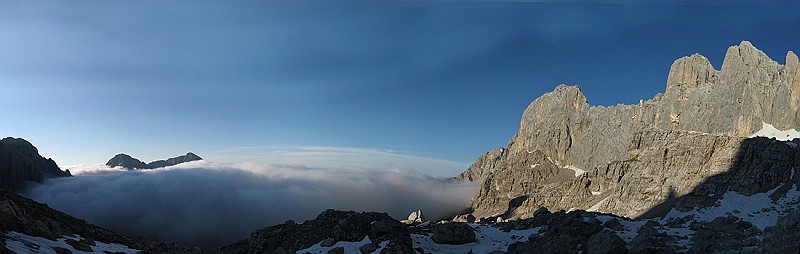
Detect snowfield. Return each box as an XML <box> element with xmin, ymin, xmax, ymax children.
<box><xmin>3</xmin><ymin>231</ymin><xmax>139</xmax><ymax>254</ymax></box>
<box><xmin>297</xmin><ymin>237</ymin><xmax>388</xmax><ymax>254</ymax></box>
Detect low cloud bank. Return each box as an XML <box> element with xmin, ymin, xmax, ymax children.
<box><xmin>25</xmin><ymin>161</ymin><xmax>479</xmax><ymax>249</ymax></box>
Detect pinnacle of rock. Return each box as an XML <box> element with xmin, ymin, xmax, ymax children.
<box><xmin>664</xmin><ymin>53</ymin><xmax>717</xmax><ymax>100</ymax></box>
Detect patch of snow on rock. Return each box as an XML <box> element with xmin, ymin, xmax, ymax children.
<box><xmin>587</xmin><ymin>196</ymin><xmax>609</xmax><ymax>212</ymax></box>
<box><xmin>663</xmin><ymin>184</ymin><xmax>800</xmax><ymax>230</ymax></box>
<box><xmin>594</xmin><ymin>215</ymin><xmax>646</xmax><ymax>244</ymax></box>
<box><xmin>3</xmin><ymin>231</ymin><xmax>139</xmax><ymax>254</ymax></box>
<box><xmin>564</xmin><ymin>165</ymin><xmax>586</xmax><ymax>177</ymax></box>
<box><xmin>412</xmin><ymin>224</ymin><xmax>540</xmax><ymax>253</ymax></box>
<box><xmin>297</xmin><ymin>237</ymin><xmax>388</xmax><ymax>254</ymax></box>
<box><xmin>750</xmin><ymin>122</ymin><xmax>800</xmax><ymax>141</ymax></box>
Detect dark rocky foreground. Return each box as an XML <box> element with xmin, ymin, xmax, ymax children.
<box><xmin>0</xmin><ymin>190</ymin><xmax>200</xmax><ymax>253</ymax></box>
<box><xmin>217</xmin><ymin>206</ymin><xmax>800</xmax><ymax>253</ymax></box>
<box><xmin>220</xmin><ymin>209</ymin><xmax>413</xmax><ymax>254</ymax></box>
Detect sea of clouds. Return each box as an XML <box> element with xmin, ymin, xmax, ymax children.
<box><xmin>25</xmin><ymin>160</ymin><xmax>479</xmax><ymax>250</ymax></box>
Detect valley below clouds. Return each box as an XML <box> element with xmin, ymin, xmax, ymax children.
<box><xmin>24</xmin><ymin>160</ymin><xmax>478</xmax><ymax>249</ymax></box>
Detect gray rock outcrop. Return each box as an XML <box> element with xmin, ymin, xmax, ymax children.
<box><xmin>460</xmin><ymin>41</ymin><xmax>800</xmax><ymax>220</ymax></box>
<box><xmin>430</xmin><ymin>223</ymin><xmax>476</xmax><ymax>245</ymax></box>
<box><xmin>760</xmin><ymin>210</ymin><xmax>800</xmax><ymax>253</ymax></box>
<box><xmin>0</xmin><ymin>137</ymin><xmax>71</xmax><ymax>192</ymax></box>
<box><xmin>455</xmin><ymin>147</ymin><xmax>505</xmax><ymax>181</ymax></box>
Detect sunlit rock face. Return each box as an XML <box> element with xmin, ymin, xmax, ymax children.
<box><xmin>460</xmin><ymin>41</ymin><xmax>800</xmax><ymax>220</ymax></box>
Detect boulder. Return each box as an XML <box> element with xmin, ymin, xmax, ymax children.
<box><xmin>430</xmin><ymin>223</ymin><xmax>476</xmax><ymax>245</ymax></box>
<box><xmin>452</xmin><ymin>214</ymin><xmax>476</xmax><ymax>223</ymax></box>
<box><xmin>585</xmin><ymin>230</ymin><xmax>627</xmax><ymax>254</ymax></box>
<box><xmin>407</xmin><ymin>210</ymin><xmax>426</xmax><ymax>223</ymax></box>
<box><xmin>359</xmin><ymin>242</ymin><xmax>378</xmax><ymax>254</ymax></box>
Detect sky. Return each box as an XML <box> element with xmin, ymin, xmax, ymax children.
<box><xmin>1</xmin><ymin>0</ymin><xmax>799</xmax><ymax>174</ymax></box>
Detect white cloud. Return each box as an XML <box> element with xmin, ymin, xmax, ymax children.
<box><xmin>25</xmin><ymin>161</ymin><xmax>479</xmax><ymax>250</ymax></box>
<box><xmin>202</xmin><ymin>145</ymin><xmax>470</xmax><ymax>177</ymax></box>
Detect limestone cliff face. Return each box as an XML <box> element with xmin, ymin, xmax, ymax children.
<box><xmin>500</xmin><ymin>41</ymin><xmax>800</xmax><ymax>172</ymax></box>
<box><xmin>463</xmin><ymin>41</ymin><xmax>800</xmax><ymax>220</ymax></box>
<box><xmin>455</xmin><ymin>147</ymin><xmax>505</xmax><ymax>181</ymax></box>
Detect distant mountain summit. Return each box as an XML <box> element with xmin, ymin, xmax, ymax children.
<box><xmin>105</xmin><ymin>152</ymin><xmax>202</xmax><ymax>169</ymax></box>
<box><xmin>0</xmin><ymin>137</ymin><xmax>72</xmax><ymax>191</ymax></box>
<box><xmin>105</xmin><ymin>153</ymin><xmax>149</xmax><ymax>169</ymax></box>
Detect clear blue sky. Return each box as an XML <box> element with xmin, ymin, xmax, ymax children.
<box><xmin>1</xmin><ymin>0</ymin><xmax>798</xmax><ymax>171</ymax></box>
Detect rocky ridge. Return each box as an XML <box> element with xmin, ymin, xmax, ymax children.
<box><xmin>0</xmin><ymin>190</ymin><xmax>200</xmax><ymax>253</ymax></box>
<box><xmin>459</xmin><ymin>41</ymin><xmax>800</xmax><ymax>221</ymax></box>
<box><xmin>106</xmin><ymin>152</ymin><xmax>203</xmax><ymax>169</ymax></box>
<box><xmin>0</xmin><ymin>137</ymin><xmax>71</xmax><ymax>192</ymax></box>
<box><xmin>220</xmin><ymin>209</ymin><xmax>413</xmax><ymax>254</ymax></box>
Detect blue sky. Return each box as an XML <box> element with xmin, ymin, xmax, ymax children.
<box><xmin>1</xmin><ymin>0</ymin><xmax>799</xmax><ymax>175</ymax></box>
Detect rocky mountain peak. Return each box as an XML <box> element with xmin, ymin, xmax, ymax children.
<box><xmin>105</xmin><ymin>152</ymin><xmax>203</xmax><ymax>169</ymax></box>
<box><xmin>1</xmin><ymin>137</ymin><xmax>39</xmax><ymax>157</ymax></box>
<box><xmin>459</xmin><ymin>41</ymin><xmax>800</xmax><ymax>226</ymax></box>
<box><xmin>664</xmin><ymin>53</ymin><xmax>718</xmax><ymax>100</ymax></box>
<box><xmin>106</xmin><ymin>153</ymin><xmax>149</xmax><ymax>169</ymax></box>
<box><xmin>721</xmin><ymin>40</ymin><xmax>779</xmax><ymax>81</ymax></box>
<box><xmin>0</xmin><ymin>137</ymin><xmax>71</xmax><ymax>192</ymax></box>
<box><xmin>538</xmin><ymin>84</ymin><xmax>589</xmax><ymax>111</ymax></box>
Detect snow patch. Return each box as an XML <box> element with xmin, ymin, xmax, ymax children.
<box><xmin>587</xmin><ymin>196</ymin><xmax>609</xmax><ymax>212</ymax></box>
<box><xmin>750</xmin><ymin>122</ymin><xmax>800</xmax><ymax>141</ymax></box>
<box><xmin>663</xmin><ymin>184</ymin><xmax>800</xmax><ymax>230</ymax></box>
<box><xmin>296</xmin><ymin>237</ymin><xmax>388</xmax><ymax>254</ymax></box>
<box><xmin>594</xmin><ymin>215</ymin><xmax>646</xmax><ymax>244</ymax></box>
<box><xmin>529</xmin><ymin>164</ymin><xmax>540</xmax><ymax>169</ymax></box>
<box><xmin>412</xmin><ymin>224</ymin><xmax>540</xmax><ymax>253</ymax></box>
<box><xmin>564</xmin><ymin>165</ymin><xmax>586</xmax><ymax>177</ymax></box>
<box><xmin>3</xmin><ymin>231</ymin><xmax>139</xmax><ymax>254</ymax></box>
<box><xmin>591</xmin><ymin>191</ymin><xmax>602</xmax><ymax>196</ymax></box>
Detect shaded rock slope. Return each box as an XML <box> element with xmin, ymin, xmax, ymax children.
<box><xmin>0</xmin><ymin>190</ymin><xmax>200</xmax><ymax>253</ymax></box>
<box><xmin>459</xmin><ymin>41</ymin><xmax>800</xmax><ymax>221</ymax></box>
<box><xmin>0</xmin><ymin>138</ymin><xmax>200</xmax><ymax>253</ymax></box>
<box><xmin>106</xmin><ymin>152</ymin><xmax>202</xmax><ymax>169</ymax></box>
<box><xmin>0</xmin><ymin>137</ymin><xmax>71</xmax><ymax>192</ymax></box>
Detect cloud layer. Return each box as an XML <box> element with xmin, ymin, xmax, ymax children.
<box><xmin>202</xmin><ymin>146</ymin><xmax>469</xmax><ymax>177</ymax></box>
<box><xmin>25</xmin><ymin>161</ymin><xmax>478</xmax><ymax>250</ymax></box>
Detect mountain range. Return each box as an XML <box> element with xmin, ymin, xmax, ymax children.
<box><xmin>2</xmin><ymin>41</ymin><xmax>799</xmax><ymax>253</ymax></box>
<box><xmin>457</xmin><ymin>41</ymin><xmax>800</xmax><ymax>221</ymax></box>
<box><xmin>105</xmin><ymin>152</ymin><xmax>203</xmax><ymax>170</ymax></box>
<box><xmin>217</xmin><ymin>41</ymin><xmax>800</xmax><ymax>253</ymax></box>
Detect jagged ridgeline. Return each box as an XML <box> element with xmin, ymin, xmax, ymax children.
<box><xmin>458</xmin><ymin>41</ymin><xmax>800</xmax><ymax>219</ymax></box>
<box><xmin>105</xmin><ymin>152</ymin><xmax>202</xmax><ymax>170</ymax></box>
